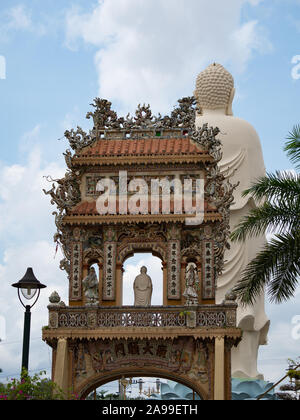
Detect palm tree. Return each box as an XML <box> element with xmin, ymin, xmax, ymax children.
<box><xmin>230</xmin><ymin>126</ymin><xmax>300</xmax><ymax>305</ymax></box>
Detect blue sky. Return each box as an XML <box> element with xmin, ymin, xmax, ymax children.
<box><xmin>0</xmin><ymin>0</ymin><xmax>299</xmax><ymax>170</ymax></box>
<box><xmin>0</xmin><ymin>0</ymin><xmax>299</xmax><ymax>387</ymax></box>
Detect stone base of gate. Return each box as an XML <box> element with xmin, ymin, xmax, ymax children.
<box><xmin>44</xmin><ymin>329</ymin><xmax>241</xmax><ymax>400</ymax></box>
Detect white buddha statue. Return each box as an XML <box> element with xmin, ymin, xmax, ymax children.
<box><xmin>194</xmin><ymin>63</ymin><xmax>270</xmax><ymax>379</ymax></box>
<box><xmin>134</xmin><ymin>266</ymin><xmax>153</xmax><ymax>307</ymax></box>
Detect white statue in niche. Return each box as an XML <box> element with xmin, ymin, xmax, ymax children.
<box><xmin>134</xmin><ymin>266</ymin><xmax>153</xmax><ymax>307</ymax></box>
<box><xmin>82</xmin><ymin>267</ymin><xmax>99</xmax><ymax>306</ymax></box>
<box><xmin>194</xmin><ymin>63</ymin><xmax>270</xmax><ymax>379</ymax></box>
<box><xmin>183</xmin><ymin>263</ymin><xmax>199</xmax><ymax>306</ymax></box>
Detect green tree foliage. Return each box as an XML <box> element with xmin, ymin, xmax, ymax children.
<box><xmin>276</xmin><ymin>359</ymin><xmax>300</xmax><ymax>400</ymax></box>
<box><xmin>231</xmin><ymin>126</ymin><xmax>300</xmax><ymax>305</ymax></box>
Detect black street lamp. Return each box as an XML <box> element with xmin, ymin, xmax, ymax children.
<box><xmin>12</xmin><ymin>267</ymin><xmax>46</xmax><ymax>374</ymax></box>
<box><xmin>156</xmin><ymin>378</ymin><xmax>161</xmax><ymax>394</ymax></box>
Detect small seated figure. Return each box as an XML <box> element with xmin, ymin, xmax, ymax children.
<box><xmin>134</xmin><ymin>266</ymin><xmax>153</xmax><ymax>307</ymax></box>
<box><xmin>82</xmin><ymin>267</ymin><xmax>99</xmax><ymax>306</ymax></box>
<box><xmin>183</xmin><ymin>263</ymin><xmax>199</xmax><ymax>306</ymax></box>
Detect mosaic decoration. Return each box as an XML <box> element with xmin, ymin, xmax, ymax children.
<box><xmin>70</xmin><ymin>242</ymin><xmax>83</xmax><ymax>301</ymax></box>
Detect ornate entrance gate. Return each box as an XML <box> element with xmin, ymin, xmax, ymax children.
<box><xmin>43</xmin><ymin>97</ymin><xmax>241</xmax><ymax>400</ymax></box>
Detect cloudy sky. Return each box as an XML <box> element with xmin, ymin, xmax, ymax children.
<box><xmin>0</xmin><ymin>0</ymin><xmax>299</xmax><ymax>388</ymax></box>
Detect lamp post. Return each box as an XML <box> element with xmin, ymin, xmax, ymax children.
<box><xmin>156</xmin><ymin>378</ymin><xmax>161</xmax><ymax>394</ymax></box>
<box><xmin>12</xmin><ymin>267</ymin><xmax>46</xmax><ymax>375</ymax></box>
<box><xmin>138</xmin><ymin>378</ymin><xmax>144</xmax><ymax>395</ymax></box>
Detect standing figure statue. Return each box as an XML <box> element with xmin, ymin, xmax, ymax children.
<box><xmin>134</xmin><ymin>266</ymin><xmax>153</xmax><ymax>307</ymax></box>
<box><xmin>195</xmin><ymin>63</ymin><xmax>270</xmax><ymax>379</ymax></box>
<box><xmin>183</xmin><ymin>263</ymin><xmax>199</xmax><ymax>306</ymax></box>
<box><xmin>82</xmin><ymin>267</ymin><xmax>99</xmax><ymax>306</ymax></box>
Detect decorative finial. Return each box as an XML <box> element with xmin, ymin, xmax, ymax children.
<box><xmin>49</xmin><ymin>291</ymin><xmax>66</xmax><ymax>307</ymax></box>
<box><xmin>224</xmin><ymin>289</ymin><xmax>238</xmax><ymax>304</ymax></box>
<box><xmin>49</xmin><ymin>291</ymin><xmax>61</xmax><ymax>304</ymax></box>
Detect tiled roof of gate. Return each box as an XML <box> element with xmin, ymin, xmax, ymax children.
<box><xmin>78</xmin><ymin>137</ymin><xmax>203</xmax><ymax>158</ymax></box>
<box><xmin>69</xmin><ymin>199</ymin><xmax>215</xmax><ymax>216</ymax></box>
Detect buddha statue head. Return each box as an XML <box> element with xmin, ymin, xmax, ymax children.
<box><xmin>194</xmin><ymin>63</ymin><xmax>235</xmax><ymax>116</ymax></box>
<box><xmin>141</xmin><ymin>266</ymin><xmax>147</xmax><ymax>274</ymax></box>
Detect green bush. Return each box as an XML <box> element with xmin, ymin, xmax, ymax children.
<box><xmin>0</xmin><ymin>369</ymin><xmax>79</xmax><ymax>400</ymax></box>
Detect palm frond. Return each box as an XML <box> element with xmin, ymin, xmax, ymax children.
<box><xmin>267</xmin><ymin>231</ymin><xmax>300</xmax><ymax>303</ymax></box>
<box><xmin>233</xmin><ymin>231</ymin><xmax>300</xmax><ymax>305</ymax></box>
<box><xmin>230</xmin><ymin>200</ymin><xmax>300</xmax><ymax>242</ymax></box>
<box><xmin>241</xmin><ymin>171</ymin><xmax>300</xmax><ymax>203</ymax></box>
<box><xmin>285</xmin><ymin>125</ymin><xmax>300</xmax><ymax>170</ymax></box>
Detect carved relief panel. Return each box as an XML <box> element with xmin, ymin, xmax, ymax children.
<box><xmin>70</xmin><ymin>242</ymin><xmax>83</xmax><ymax>301</ymax></box>
<box><xmin>73</xmin><ymin>337</ymin><xmax>211</xmax><ymax>398</ymax></box>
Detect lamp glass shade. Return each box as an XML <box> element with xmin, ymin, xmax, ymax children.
<box><xmin>21</xmin><ymin>287</ymin><xmax>38</xmax><ymax>300</ymax></box>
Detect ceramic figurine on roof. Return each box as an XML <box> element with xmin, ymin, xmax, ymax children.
<box><xmin>195</xmin><ymin>63</ymin><xmax>270</xmax><ymax>380</ymax></box>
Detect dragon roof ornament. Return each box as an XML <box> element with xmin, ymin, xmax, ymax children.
<box><xmin>64</xmin><ymin>97</ymin><xmax>200</xmax><ymax>153</ymax></box>
<box><xmin>44</xmin><ymin>96</ymin><xmax>237</xmax><ymax>282</ymax></box>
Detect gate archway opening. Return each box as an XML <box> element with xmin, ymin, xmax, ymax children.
<box><xmin>82</xmin><ymin>375</ymin><xmax>203</xmax><ymax>401</ymax></box>
<box><xmin>122</xmin><ymin>253</ymin><xmax>163</xmax><ymax>306</ymax></box>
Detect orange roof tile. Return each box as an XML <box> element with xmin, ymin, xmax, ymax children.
<box><xmin>79</xmin><ymin>137</ymin><xmax>203</xmax><ymax>158</ymax></box>
<box><xmin>69</xmin><ymin>199</ymin><xmax>215</xmax><ymax>216</ymax></box>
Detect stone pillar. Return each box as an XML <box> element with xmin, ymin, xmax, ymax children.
<box><xmin>116</xmin><ymin>264</ymin><xmax>123</xmax><ymax>306</ymax></box>
<box><xmin>214</xmin><ymin>337</ymin><xmax>225</xmax><ymax>400</ymax></box>
<box><xmin>162</xmin><ymin>262</ymin><xmax>168</xmax><ymax>306</ymax></box>
<box><xmin>54</xmin><ymin>338</ymin><xmax>70</xmax><ymax>396</ymax></box>
<box><xmin>196</xmin><ymin>261</ymin><xmax>202</xmax><ymax>304</ymax></box>
<box><xmin>98</xmin><ymin>262</ymin><xmax>103</xmax><ymax>304</ymax></box>
<box><xmin>81</xmin><ymin>263</ymin><xmax>89</xmax><ymax>306</ymax></box>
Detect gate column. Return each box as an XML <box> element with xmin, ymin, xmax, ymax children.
<box><xmin>214</xmin><ymin>337</ymin><xmax>225</xmax><ymax>400</ymax></box>
<box><xmin>54</xmin><ymin>338</ymin><xmax>70</xmax><ymax>395</ymax></box>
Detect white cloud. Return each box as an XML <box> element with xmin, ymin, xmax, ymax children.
<box><xmin>61</xmin><ymin>106</ymin><xmax>81</xmax><ymax>131</ymax></box>
<box><xmin>248</xmin><ymin>0</ymin><xmax>263</xmax><ymax>5</ymax></box>
<box><xmin>19</xmin><ymin>124</ymin><xmax>42</xmax><ymax>154</ymax></box>
<box><xmin>0</xmin><ymin>140</ymin><xmax>67</xmax><ymax>379</ymax></box>
<box><xmin>65</xmin><ymin>0</ymin><xmax>271</xmax><ymax>114</ymax></box>
<box><xmin>0</xmin><ymin>4</ymin><xmax>47</xmax><ymax>40</ymax></box>
<box><xmin>258</xmin><ymin>319</ymin><xmax>300</xmax><ymax>383</ymax></box>
<box><xmin>7</xmin><ymin>4</ymin><xmax>32</xmax><ymax>31</ymax></box>
<box><xmin>231</xmin><ymin>20</ymin><xmax>272</xmax><ymax>69</ymax></box>
<box><xmin>0</xmin><ymin>146</ymin><xmax>64</xmax><ymax>242</ymax></box>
